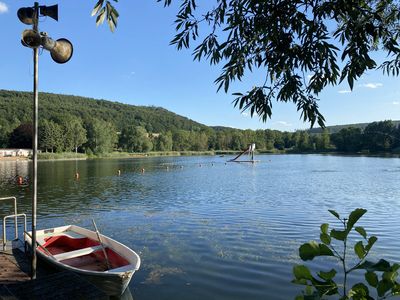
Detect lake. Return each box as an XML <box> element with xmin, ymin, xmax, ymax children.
<box><xmin>0</xmin><ymin>154</ymin><xmax>399</xmax><ymax>299</ymax></box>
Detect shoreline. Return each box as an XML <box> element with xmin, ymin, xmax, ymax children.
<box><xmin>1</xmin><ymin>150</ymin><xmax>399</xmax><ymax>162</ymax></box>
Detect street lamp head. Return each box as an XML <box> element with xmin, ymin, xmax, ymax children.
<box><xmin>17</xmin><ymin>7</ymin><xmax>35</xmax><ymax>25</ymax></box>
<box><xmin>21</xmin><ymin>29</ymin><xmax>41</xmax><ymax>48</ymax></box>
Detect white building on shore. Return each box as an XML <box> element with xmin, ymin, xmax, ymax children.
<box><xmin>0</xmin><ymin>149</ymin><xmax>33</xmax><ymax>157</ymax></box>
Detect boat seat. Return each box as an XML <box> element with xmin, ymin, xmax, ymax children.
<box><xmin>107</xmin><ymin>264</ymin><xmax>134</xmax><ymax>273</ymax></box>
<box><xmin>61</xmin><ymin>231</ymin><xmax>85</xmax><ymax>239</ymax></box>
<box><xmin>54</xmin><ymin>245</ymin><xmax>103</xmax><ymax>261</ymax></box>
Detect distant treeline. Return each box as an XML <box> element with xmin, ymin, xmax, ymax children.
<box><xmin>1</xmin><ymin>90</ymin><xmax>399</xmax><ymax>154</ymax></box>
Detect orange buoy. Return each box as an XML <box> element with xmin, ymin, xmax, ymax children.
<box><xmin>17</xmin><ymin>176</ymin><xmax>23</xmax><ymax>185</ymax></box>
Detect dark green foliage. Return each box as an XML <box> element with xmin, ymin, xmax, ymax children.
<box><xmin>120</xmin><ymin>125</ymin><xmax>153</xmax><ymax>152</ymax></box>
<box><xmin>92</xmin><ymin>0</ymin><xmax>119</xmax><ymax>32</ymax></box>
<box><xmin>154</xmin><ymin>131</ymin><xmax>173</xmax><ymax>151</ymax></box>
<box><xmin>93</xmin><ymin>1</ymin><xmax>400</xmax><ymax>127</ymax></box>
<box><xmin>151</xmin><ymin>0</ymin><xmax>400</xmax><ymax>128</ymax></box>
<box><xmin>39</xmin><ymin>119</ymin><xmax>64</xmax><ymax>152</ymax></box>
<box><xmin>363</xmin><ymin>121</ymin><xmax>397</xmax><ymax>152</ymax></box>
<box><xmin>61</xmin><ymin>116</ymin><xmax>87</xmax><ymax>153</ymax></box>
<box><xmin>0</xmin><ymin>90</ymin><xmax>206</xmax><ymax>134</ymax></box>
<box><xmin>84</xmin><ymin>118</ymin><xmax>118</xmax><ymax>154</ymax></box>
<box><xmin>8</xmin><ymin>123</ymin><xmax>32</xmax><ymax>149</ymax></box>
<box><xmin>293</xmin><ymin>209</ymin><xmax>400</xmax><ymax>299</ymax></box>
<box><xmin>331</xmin><ymin>127</ymin><xmax>363</xmax><ymax>152</ymax></box>
<box><xmin>0</xmin><ymin>90</ymin><xmax>399</xmax><ymax>154</ymax></box>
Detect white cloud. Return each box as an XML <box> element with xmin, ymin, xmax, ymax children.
<box><xmin>393</xmin><ymin>101</ymin><xmax>400</xmax><ymax>105</ymax></box>
<box><xmin>0</xmin><ymin>2</ymin><xmax>8</xmax><ymax>13</ymax></box>
<box><xmin>362</xmin><ymin>83</ymin><xmax>383</xmax><ymax>89</ymax></box>
<box><xmin>241</xmin><ymin>112</ymin><xmax>249</xmax><ymax>117</ymax></box>
<box><xmin>130</xmin><ymin>71</ymin><xmax>135</xmax><ymax>75</ymax></box>
<box><xmin>338</xmin><ymin>90</ymin><xmax>351</xmax><ymax>94</ymax></box>
<box><xmin>276</xmin><ymin>121</ymin><xmax>292</xmax><ymax>127</ymax></box>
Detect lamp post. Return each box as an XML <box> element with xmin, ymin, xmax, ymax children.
<box><xmin>18</xmin><ymin>2</ymin><xmax>73</xmax><ymax>279</ymax></box>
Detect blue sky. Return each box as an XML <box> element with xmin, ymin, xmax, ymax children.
<box><xmin>0</xmin><ymin>1</ymin><xmax>399</xmax><ymax>131</ymax></box>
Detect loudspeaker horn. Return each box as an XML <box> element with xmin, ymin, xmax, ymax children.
<box><xmin>17</xmin><ymin>7</ymin><xmax>35</xmax><ymax>25</ymax></box>
<box><xmin>21</xmin><ymin>29</ymin><xmax>41</xmax><ymax>48</ymax></box>
<box><xmin>40</xmin><ymin>5</ymin><xmax>58</xmax><ymax>21</ymax></box>
<box><xmin>51</xmin><ymin>38</ymin><xmax>73</xmax><ymax>64</ymax></box>
<box><xmin>41</xmin><ymin>35</ymin><xmax>73</xmax><ymax>64</ymax></box>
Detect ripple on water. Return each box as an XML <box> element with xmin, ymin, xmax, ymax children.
<box><xmin>0</xmin><ymin>155</ymin><xmax>399</xmax><ymax>300</ymax></box>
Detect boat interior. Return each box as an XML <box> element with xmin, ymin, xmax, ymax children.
<box><xmin>39</xmin><ymin>231</ymin><xmax>130</xmax><ymax>272</ymax></box>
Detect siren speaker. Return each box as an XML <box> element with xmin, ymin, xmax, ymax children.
<box><xmin>50</xmin><ymin>38</ymin><xmax>73</xmax><ymax>64</ymax></box>
<box><xmin>40</xmin><ymin>5</ymin><xmax>58</xmax><ymax>21</ymax></box>
<box><xmin>21</xmin><ymin>29</ymin><xmax>41</xmax><ymax>48</ymax></box>
<box><xmin>40</xmin><ymin>35</ymin><xmax>73</xmax><ymax>64</ymax></box>
<box><xmin>17</xmin><ymin>7</ymin><xmax>35</xmax><ymax>25</ymax></box>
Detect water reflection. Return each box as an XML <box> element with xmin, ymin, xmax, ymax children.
<box><xmin>0</xmin><ymin>155</ymin><xmax>399</xmax><ymax>300</ymax></box>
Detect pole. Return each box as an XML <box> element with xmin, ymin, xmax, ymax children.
<box><xmin>31</xmin><ymin>1</ymin><xmax>39</xmax><ymax>280</ymax></box>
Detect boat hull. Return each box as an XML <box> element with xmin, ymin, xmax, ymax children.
<box><xmin>25</xmin><ymin>225</ymin><xmax>140</xmax><ymax>296</ymax></box>
<box><xmin>34</xmin><ymin>250</ymin><xmax>133</xmax><ymax>296</ymax></box>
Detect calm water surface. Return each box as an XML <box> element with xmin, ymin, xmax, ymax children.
<box><xmin>0</xmin><ymin>154</ymin><xmax>400</xmax><ymax>299</ymax></box>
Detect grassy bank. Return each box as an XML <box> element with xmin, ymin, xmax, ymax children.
<box><xmin>36</xmin><ymin>151</ymin><xmax>218</xmax><ymax>160</ymax></box>
<box><xmin>29</xmin><ymin>149</ymin><xmax>400</xmax><ymax>161</ymax></box>
<box><xmin>38</xmin><ymin>152</ymin><xmax>87</xmax><ymax>160</ymax></box>
<box><xmin>93</xmin><ymin>151</ymin><xmax>217</xmax><ymax>158</ymax></box>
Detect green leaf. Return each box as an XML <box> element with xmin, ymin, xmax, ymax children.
<box><xmin>383</xmin><ymin>271</ymin><xmax>397</xmax><ymax>283</ymax></box>
<box><xmin>108</xmin><ymin>18</ymin><xmax>116</xmax><ymax>32</ymax></box>
<box><xmin>293</xmin><ymin>265</ymin><xmax>313</xmax><ymax>280</ymax></box>
<box><xmin>96</xmin><ymin>7</ymin><xmax>106</xmax><ymax>26</ymax></box>
<box><xmin>330</xmin><ymin>229</ymin><xmax>347</xmax><ymax>241</ymax></box>
<box><xmin>365</xmin><ymin>271</ymin><xmax>378</xmax><ymax>287</ymax></box>
<box><xmin>320</xmin><ymin>233</ymin><xmax>331</xmax><ymax>245</ymax></box>
<box><xmin>391</xmin><ymin>263</ymin><xmax>400</xmax><ymax>272</ymax></box>
<box><xmin>91</xmin><ymin>0</ymin><xmax>104</xmax><ymax>16</ymax></box>
<box><xmin>348</xmin><ymin>283</ymin><xmax>372</xmax><ymax>299</ymax></box>
<box><xmin>299</xmin><ymin>241</ymin><xmax>334</xmax><ymax>261</ymax></box>
<box><xmin>318</xmin><ymin>269</ymin><xmax>336</xmax><ymax>281</ymax></box>
<box><xmin>346</xmin><ymin>208</ymin><xmax>367</xmax><ymax>233</ymax></box>
<box><xmin>357</xmin><ymin>259</ymin><xmax>391</xmax><ymax>272</ymax></box>
<box><xmin>377</xmin><ymin>279</ymin><xmax>394</xmax><ymax>297</ymax></box>
<box><xmin>392</xmin><ymin>283</ymin><xmax>400</xmax><ymax>295</ymax></box>
<box><xmin>292</xmin><ymin>278</ymin><xmax>308</xmax><ymax>285</ymax></box>
<box><xmin>328</xmin><ymin>210</ymin><xmax>340</xmax><ymax>220</ymax></box>
<box><xmin>354</xmin><ymin>241</ymin><xmax>366</xmax><ymax>259</ymax></box>
<box><xmin>305</xmin><ymin>285</ymin><xmax>313</xmax><ymax>295</ymax></box>
<box><xmin>355</xmin><ymin>226</ymin><xmax>367</xmax><ymax>239</ymax></box>
<box><xmin>365</xmin><ymin>236</ymin><xmax>377</xmax><ymax>252</ymax></box>
<box><xmin>320</xmin><ymin>223</ymin><xmax>329</xmax><ymax>234</ymax></box>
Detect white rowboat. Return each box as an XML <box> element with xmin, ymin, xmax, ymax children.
<box><xmin>25</xmin><ymin>225</ymin><xmax>141</xmax><ymax>296</ymax></box>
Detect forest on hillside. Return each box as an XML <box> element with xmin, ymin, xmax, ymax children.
<box><xmin>1</xmin><ymin>90</ymin><xmax>400</xmax><ymax>155</ymax></box>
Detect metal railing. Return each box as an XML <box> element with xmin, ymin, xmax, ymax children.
<box><xmin>0</xmin><ymin>196</ymin><xmax>26</xmax><ymax>250</ymax></box>
<box><xmin>3</xmin><ymin>213</ymin><xmax>27</xmax><ymax>250</ymax></box>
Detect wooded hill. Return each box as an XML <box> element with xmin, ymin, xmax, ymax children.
<box><xmin>1</xmin><ymin>89</ymin><xmax>399</xmax><ymax>154</ymax></box>
<box><xmin>309</xmin><ymin>121</ymin><xmax>400</xmax><ymax>134</ymax></box>
<box><xmin>0</xmin><ymin>90</ymin><xmax>206</xmax><ymax>134</ymax></box>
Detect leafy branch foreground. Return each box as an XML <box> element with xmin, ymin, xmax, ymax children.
<box><xmin>293</xmin><ymin>209</ymin><xmax>400</xmax><ymax>299</ymax></box>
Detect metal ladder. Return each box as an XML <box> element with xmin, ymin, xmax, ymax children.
<box><xmin>1</xmin><ymin>196</ymin><xmax>27</xmax><ymax>251</ymax></box>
